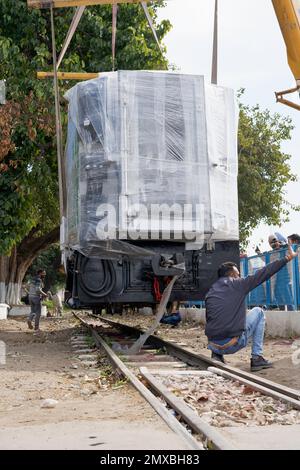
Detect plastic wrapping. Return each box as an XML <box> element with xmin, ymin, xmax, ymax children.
<box><xmin>64</xmin><ymin>71</ymin><xmax>239</xmax><ymax>258</ymax></box>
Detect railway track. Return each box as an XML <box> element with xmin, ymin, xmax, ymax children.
<box><xmin>72</xmin><ymin>312</ymin><xmax>300</xmax><ymax>450</ymax></box>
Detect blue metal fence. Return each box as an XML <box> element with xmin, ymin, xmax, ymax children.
<box><xmin>184</xmin><ymin>246</ymin><xmax>300</xmax><ymax>310</ymax></box>
<box><xmin>240</xmin><ymin>246</ymin><xmax>300</xmax><ymax>310</ymax></box>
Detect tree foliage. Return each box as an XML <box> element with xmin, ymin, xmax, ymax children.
<box><xmin>0</xmin><ymin>0</ymin><xmax>171</xmax><ymax>255</ymax></box>
<box><xmin>238</xmin><ymin>93</ymin><xmax>296</xmax><ymax>244</ymax></box>
<box><xmin>0</xmin><ymin>1</ymin><xmax>296</xmax><ymax>259</ymax></box>
<box><xmin>26</xmin><ymin>244</ymin><xmax>65</xmax><ymax>292</ymax></box>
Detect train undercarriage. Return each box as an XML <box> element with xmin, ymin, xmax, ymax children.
<box><xmin>66</xmin><ymin>240</ymin><xmax>240</xmax><ymax>314</ymax></box>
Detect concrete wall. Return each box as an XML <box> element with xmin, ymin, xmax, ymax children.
<box><xmin>264</xmin><ymin>310</ymin><xmax>300</xmax><ymax>338</ymax></box>
<box><xmin>0</xmin><ymin>304</ymin><xmax>9</xmax><ymax>320</ymax></box>
<box><xmin>9</xmin><ymin>305</ymin><xmax>47</xmax><ymax>318</ymax></box>
<box><xmin>179</xmin><ymin>308</ymin><xmax>300</xmax><ymax>338</ymax></box>
<box><xmin>179</xmin><ymin>308</ymin><xmax>206</xmax><ymax>325</ymax></box>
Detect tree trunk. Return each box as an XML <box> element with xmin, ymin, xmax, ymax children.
<box><xmin>0</xmin><ymin>227</ymin><xmax>60</xmax><ymax>306</ymax></box>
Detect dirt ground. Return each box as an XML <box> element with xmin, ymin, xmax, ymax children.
<box><xmin>0</xmin><ymin>314</ymin><xmax>191</xmax><ymax>450</ymax></box>
<box><xmin>1</xmin><ymin>311</ymin><xmax>299</xmax><ymax>449</ymax></box>
<box><xmin>104</xmin><ymin>313</ymin><xmax>300</xmax><ymax>390</ymax></box>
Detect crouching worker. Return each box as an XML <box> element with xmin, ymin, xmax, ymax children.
<box><xmin>205</xmin><ymin>244</ymin><xmax>297</xmax><ymax>372</ymax></box>
<box><xmin>160</xmin><ymin>301</ymin><xmax>182</xmax><ymax>327</ymax></box>
<box><xmin>160</xmin><ymin>311</ymin><xmax>182</xmax><ymax>327</ymax></box>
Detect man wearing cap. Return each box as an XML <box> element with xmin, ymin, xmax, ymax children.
<box><xmin>205</xmin><ymin>244</ymin><xmax>297</xmax><ymax>372</ymax></box>
<box><xmin>269</xmin><ymin>234</ymin><xmax>295</xmax><ymax>311</ymax></box>
<box><xmin>268</xmin><ymin>233</ymin><xmax>285</xmax><ymax>251</ymax></box>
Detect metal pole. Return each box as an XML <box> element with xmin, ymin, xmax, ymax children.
<box><xmin>50</xmin><ymin>5</ymin><xmax>66</xmax><ymax>218</ymax></box>
<box><xmin>211</xmin><ymin>0</ymin><xmax>218</xmax><ymax>85</ymax></box>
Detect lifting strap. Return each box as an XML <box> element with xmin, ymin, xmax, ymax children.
<box><xmin>211</xmin><ymin>0</ymin><xmax>218</xmax><ymax>85</ymax></box>
<box><xmin>112</xmin><ymin>4</ymin><xmax>118</xmax><ymax>71</ymax></box>
<box><xmin>57</xmin><ymin>6</ymin><xmax>86</xmax><ymax>70</ymax></box>
<box><xmin>128</xmin><ymin>275</ymin><xmax>179</xmax><ymax>355</ymax></box>
<box><xmin>141</xmin><ymin>1</ymin><xmax>163</xmax><ymax>56</ymax></box>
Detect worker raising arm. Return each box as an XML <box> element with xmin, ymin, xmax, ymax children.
<box><xmin>205</xmin><ymin>244</ymin><xmax>297</xmax><ymax>372</ymax></box>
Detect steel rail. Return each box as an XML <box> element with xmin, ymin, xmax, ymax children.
<box><xmin>94</xmin><ymin>315</ymin><xmax>300</xmax><ymax>403</ymax></box>
<box><xmin>72</xmin><ymin>312</ymin><xmax>204</xmax><ymax>450</ymax></box>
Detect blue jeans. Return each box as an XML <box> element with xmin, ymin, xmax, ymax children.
<box><xmin>208</xmin><ymin>307</ymin><xmax>265</xmax><ymax>357</ymax></box>
<box><xmin>29</xmin><ymin>295</ymin><xmax>42</xmax><ymax>330</ymax></box>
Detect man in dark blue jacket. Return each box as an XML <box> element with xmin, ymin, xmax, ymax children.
<box><xmin>205</xmin><ymin>244</ymin><xmax>297</xmax><ymax>371</ymax></box>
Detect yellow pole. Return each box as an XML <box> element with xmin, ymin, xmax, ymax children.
<box><xmin>37</xmin><ymin>71</ymin><xmax>99</xmax><ymax>80</ymax></box>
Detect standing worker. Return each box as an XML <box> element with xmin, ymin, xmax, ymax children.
<box><xmin>268</xmin><ymin>234</ymin><xmax>295</xmax><ymax>311</ymax></box>
<box><xmin>27</xmin><ymin>270</ymin><xmax>47</xmax><ymax>332</ymax></box>
<box><xmin>205</xmin><ymin>244</ymin><xmax>298</xmax><ymax>371</ymax></box>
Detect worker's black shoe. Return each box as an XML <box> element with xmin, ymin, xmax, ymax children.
<box><xmin>251</xmin><ymin>355</ymin><xmax>273</xmax><ymax>372</ymax></box>
<box><xmin>211</xmin><ymin>352</ymin><xmax>226</xmax><ymax>364</ymax></box>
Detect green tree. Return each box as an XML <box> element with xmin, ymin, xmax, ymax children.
<box><xmin>26</xmin><ymin>244</ymin><xmax>65</xmax><ymax>293</ymax></box>
<box><xmin>0</xmin><ymin>0</ymin><xmax>171</xmax><ymax>304</ymax></box>
<box><xmin>238</xmin><ymin>94</ymin><xmax>297</xmax><ymax>245</ymax></box>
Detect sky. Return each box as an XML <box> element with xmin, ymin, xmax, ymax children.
<box><xmin>157</xmin><ymin>0</ymin><xmax>300</xmax><ymax>254</ymax></box>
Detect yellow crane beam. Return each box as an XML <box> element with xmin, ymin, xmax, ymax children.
<box><xmin>272</xmin><ymin>0</ymin><xmax>300</xmax><ymax>110</ymax></box>
<box><xmin>27</xmin><ymin>0</ymin><xmax>151</xmax><ymax>8</ymax></box>
<box><xmin>272</xmin><ymin>0</ymin><xmax>300</xmax><ymax>84</ymax></box>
